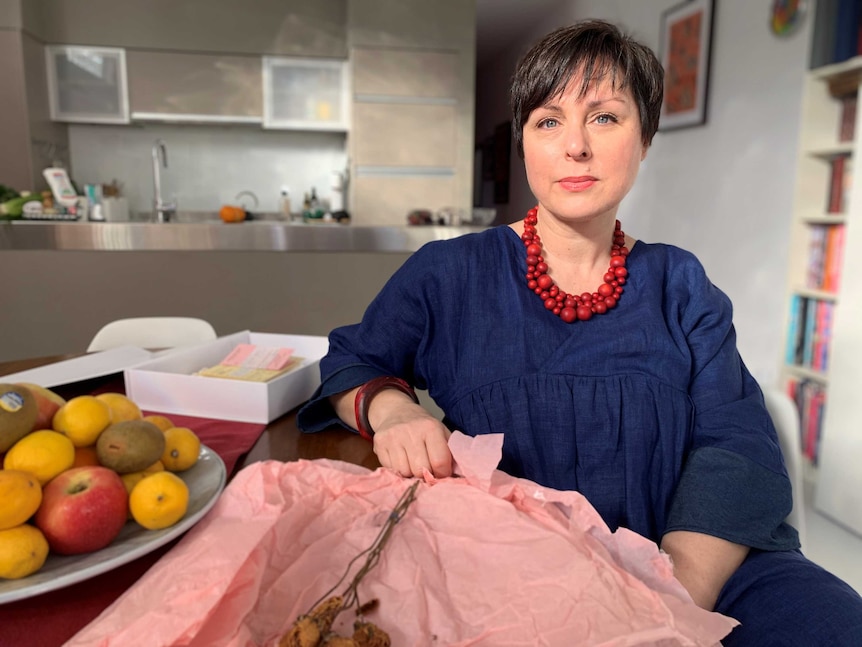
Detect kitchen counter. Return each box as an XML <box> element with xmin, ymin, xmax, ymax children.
<box><xmin>0</xmin><ymin>220</ymin><xmax>489</xmax><ymax>252</ymax></box>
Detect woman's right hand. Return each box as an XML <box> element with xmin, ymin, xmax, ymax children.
<box><xmin>330</xmin><ymin>386</ymin><xmax>453</xmax><ymax>479</ymax></box>
<box><xmin>369</xmin><ymin>394</ymin><xmax>453</xmax><ymax>478</ymax></box>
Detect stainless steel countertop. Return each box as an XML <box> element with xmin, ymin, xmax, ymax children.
<box><xmin>0</xmin><ymin>221</ymin><xmax>490</xmax><ymax>252</ymax></box>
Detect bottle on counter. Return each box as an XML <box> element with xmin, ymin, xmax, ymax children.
<box><xmin>307</xmin><ymin>187</ymin><xmax>323</xmax><ymax>220</ymax></box>
<box><xmin>280</xmin><ymin>186</ymin><xmax>292</xmax><ymax>221</ymax></box>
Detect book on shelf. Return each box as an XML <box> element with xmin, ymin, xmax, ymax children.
<box><xmin>823</xmin><ymin>223</ymin><xmax>847</xmax><ymax>293</ymax></box>
<box><xmin>785</xmin><ymin>296</ymin><xmax>836</xmax><ymax>370</ymax></box>
<box><xmin>826</xmin><ymin>154</ymin><xmax>852</xmax><ymax>214</ymax></box>
<box><xmin>832</xmin><ymin>0</ymin><xmax>862</xmax><ymax>63</ymax></box>
<box><xmin>839</xmin><ymin>95</ymin><xmax>857</xmax><ymax>143</ymax></box>
<box><xmin>807</xmin><ymin>223</ymin><xmax>847</xmax><ymax>292</ymax></box>
<box><xmin>801</xmin><ymin>296</ymin><xmax>819</xmax><ymax>367</ymax></box>
<box><xmin>810</xmin><ymin>0</ymin><xmax>840</xmax><ymax>68</ymax></box>
<box><xmin>786</xmin><ymin>377</ymin><xmax>827</xmax><ymax>466</ymax></box>
<box><xmin>806</xmin><ymin>224</ymin><xmax>828</xmax><ymax>289</ymax></box>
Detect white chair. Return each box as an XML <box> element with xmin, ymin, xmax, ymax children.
<box><xmin>87</xmin><ymin>317</ymin><xmax>217</xmax><ymax>352</ymax></box>
<box><xmin>763</xmin><ymin>388</ymin><xmax>807</xmax><ymax>547</ymax></box>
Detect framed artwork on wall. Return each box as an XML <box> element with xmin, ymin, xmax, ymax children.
<box><xmin>658</xmin><ymin>0</ymin><xmax>716</xmax><ymax>131</ymax></box>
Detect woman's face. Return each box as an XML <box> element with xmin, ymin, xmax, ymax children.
<box><xmin>522</xmin><ymin>74</ymin><xmax>648</xmax><ymax>223</ymax></box>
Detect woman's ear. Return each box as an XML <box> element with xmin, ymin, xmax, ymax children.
<box><xmin>641</xmin><ymin>144</ymin><xmax>649</xmax><ymax>161</ymax></box>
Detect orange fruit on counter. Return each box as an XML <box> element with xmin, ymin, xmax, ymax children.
<box><xmin>52</xmin><ymin>395</ymin><xmax>112</xmax><ymax>447</ymax></box>
<box><xmin>129</xmin><ymin>471</ymin><xmax>189</xmax><ymax>530</ymax></box>
<box><xmin>3</xmin><ymin>430</ymin><xmax>75</xmax><ymax>485</ymax></box>
<box><xmin>72</xmin><ymin>445</ymin><xmax>100</xmax><ymax>468</ymax></box>
<box><xmin>160</xmin><ymin>427</ymin><xmax>201</xmax><ymax>472</ymax></box>
<box><xmin>219</xmin><ymin>204</ymin><xmax>246</xmax><ymax>223</ymax></box>
<box><xmin>0</xmin><ymin>524</ymin><xmax>49</xmax><ymax>579</ymax></box>
<box><xmin>0</xmin><ymin>470</ymin><xmax>42</xmax><ymax>530</ymax></box>
<box><xmin>95</xmin><ymin>393</ymin><xmax>142</xmax><ymax>423</ymax></box>
<box><xmin>142</xmin><ymin>415</ymin><xmax>174</xmax><ymax>432</ymax></box>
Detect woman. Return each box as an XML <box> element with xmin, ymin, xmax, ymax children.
<box><xmin>298</xmin><ymin>20</ymin><xmax>862</xmax><ymax>644</ymax></box>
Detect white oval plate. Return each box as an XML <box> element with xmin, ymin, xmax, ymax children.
<box><xmin>0</xmin><ymin>445</ymin><xmax>226</xmax><ymax>604</ymax></box>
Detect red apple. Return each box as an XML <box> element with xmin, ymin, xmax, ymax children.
<box><xmin>34</xmin><ymin>466</ymin><xmax>128</xmax><ymax>555</ymax></box>
<box><xmin>16</xmin><ymin>382</ymin><xmax>66</xmax><ymax>431</ymax></box>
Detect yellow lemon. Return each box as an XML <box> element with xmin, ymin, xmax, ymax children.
<box><xmin>160</xmin><ymin>427</ymin><xmax>201</xmax><ymax>472</ymax></box>
<box><xmin>0</xmin><ymin>524</ymin><xmax>49</xmax><ymax>579</ymax></box>
<box><xmin>129</xmin><ymin>471</ymin><xmax>189</xmax><ymax>530</ymax></box>
<box><xmin>95</xmin><ymin>393</ymin><xmax>143</xmax><ymax>424</ymax></box>
<box><xmin>52</xmin><ymin>396</ymin><xmax>112</xmax><ymax>447</ymax></box>
<box><xmin>142</xmin><ymin>415</ymin><xmax>174</xmax><ymax>432</ymax></box>
<box><xmin>4</xmin><ymin>430</ymin><xmax>75</xmax><ymax>485</ymax></box>
<box><xmin>0</xmin><ymin>470</ymin><xmax>42</xmax><ymax>530</ymax></box>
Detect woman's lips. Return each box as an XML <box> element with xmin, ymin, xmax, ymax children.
<box><xmin>558</xmin><ymin>176</ymin><xmax>597</xmax><ymax>191</ymax></box>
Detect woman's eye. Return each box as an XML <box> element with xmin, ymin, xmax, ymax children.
<box><xmin>595</xmin><ymin>113</ymin><xmax>617</xmax><ymax>125</ymax></box>
<box><xmin>538</xmin><ymin>118</ymin><xmax>558</xmax><ymax>129</ymax></box>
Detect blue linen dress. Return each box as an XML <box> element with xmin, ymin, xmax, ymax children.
<box><xmin>298</xmin><ymin>225</ymin><xmax>862</xmax><ymax>645</ymax></box>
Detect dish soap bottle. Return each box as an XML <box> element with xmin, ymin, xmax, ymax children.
<box><xmin>280</xmin><ymin>186</ymin><xmax>292</xmax><ymax>221</ymax></box>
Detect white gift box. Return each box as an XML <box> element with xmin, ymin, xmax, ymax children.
<box><xmin>124</xmin><ymin>331</ymin><xmax>328</xmax><ymax>423</ymax></box>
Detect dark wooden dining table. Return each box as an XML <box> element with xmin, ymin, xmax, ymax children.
<box><xmin>0</xmin><ymin>353</ymin><xmax>379</xmax><ymax>647</ymax></box>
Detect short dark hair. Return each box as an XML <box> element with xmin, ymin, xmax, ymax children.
<box><xmin>509</xmin><ymin>20</ymin><xmax>664</xmax><ymax>157</ymax></box>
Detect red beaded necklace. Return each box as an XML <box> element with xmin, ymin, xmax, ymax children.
<box><xmin>522</xmin><ymin>206</ymin><xmax>629</xmax><ymax>323</ymax></box>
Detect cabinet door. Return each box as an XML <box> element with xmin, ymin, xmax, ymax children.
<box><xmin>46</xmin><ymin>45</ymin><xmax>129</xmax><ymax>124</ymax></box>
<box><xmin>127</xmin><ymin>51</ymin><xmax>262</xmax><ymax>123</ymax></box>
<box><xmin>262</xmin><ymin>57</ymin><xmax>349</xmax><ymax>131</ymax></box>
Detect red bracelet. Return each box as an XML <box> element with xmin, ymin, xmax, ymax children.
<box><xmin>354</xmin><ymin>376</ymin><xmax>419</xmax><ymax>441</ymax></box>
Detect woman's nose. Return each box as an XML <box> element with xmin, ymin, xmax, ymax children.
<box><xmin>565</xmin><ymin>127</ymin><xmax>591</xmax><ymax>160</ymax></box>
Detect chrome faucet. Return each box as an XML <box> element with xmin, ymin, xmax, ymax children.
<box><xmin>151</xmin><ymin>139</ymin><xmax>176</xmax><ymax>222</ymax></box>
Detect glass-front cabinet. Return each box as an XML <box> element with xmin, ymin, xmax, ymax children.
<box><xmin>262</xmin><ymin>56</ymin><xmax>349</xmax><ymax>131</ymax></box>
<box><xmin>45</xmin><ymin>45</ymin><xmax>130</xmax><ymax>124</ymax></box>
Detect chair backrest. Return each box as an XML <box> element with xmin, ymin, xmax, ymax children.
<box><xmin>763</xmin><ymin>387</ymin><xmax>807</xmax><ymax>547</ymax></box>
<box><xmin>87</xmin><ymin>317</ymin><xmax>217</xmax><ymax>352</ymax></box>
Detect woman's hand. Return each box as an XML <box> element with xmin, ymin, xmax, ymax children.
<box><xmin>329</xmin><ymin>386</ymin><xmax>454</xmax><ymax>478</ymax></box>
<box><xmin>370</xmin><ymin>392</ymin><xmax>453</xmax><ymax>478</ymax></box>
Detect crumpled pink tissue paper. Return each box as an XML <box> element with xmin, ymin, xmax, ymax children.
<box><xmin>67</xmin><ymin>432</ymin><xmax>738</xmax><ymax>647</ymax></box>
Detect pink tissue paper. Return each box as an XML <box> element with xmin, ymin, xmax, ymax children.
<box><xmin>67</xmin><ymin>432</ymin><xmax>738</xmax><ymax>646</ymax></box>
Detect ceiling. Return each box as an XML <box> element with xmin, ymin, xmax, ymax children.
<box><xmin>475</xmin><ymin>0</ymin><xmax>569</xmax><ymax>66</ymax></box>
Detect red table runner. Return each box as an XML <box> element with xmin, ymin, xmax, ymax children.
<box><xmin>0</xmin><ymin>413</ymin><xmax>266</xmax><ymax>647</ymax></box>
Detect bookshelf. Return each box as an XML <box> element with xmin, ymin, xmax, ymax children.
<box><xmin>781</xmin><ymin>54</ymin><xmax>862</xmax><ymax>535</ymax></box>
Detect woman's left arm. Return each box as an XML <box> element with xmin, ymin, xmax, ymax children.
<box><xmin>660</xmin><ymin>252</ymin><xmax>798</xmax><ymax>608</ymax></box>
<box><xmin>661</xmin><ymin>530</ymin><xmax>749</xmax><ymax>610</ymax></box>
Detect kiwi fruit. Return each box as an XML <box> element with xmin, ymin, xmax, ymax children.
<box><xmin>0</xmin><ymin>383</ymin><xmax>38</xmax><ymax>452</ymax></box>
<box><xmin>96</xmin><ymin>420</ymin><xmax>166</xmax><ymax>474</ymax></box>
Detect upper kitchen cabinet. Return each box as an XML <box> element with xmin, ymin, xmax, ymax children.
<box><xmin>346</xmin><ymin>0</ymin><xmax>476</xmax><ymax>226</ymax></box>
<box><xmin>263</xmin><ymin>57</ymin><xmax>349</xmax><ymax>131</ymax></box>
<box><xmin>32</xmin><ymin>0</ymin><xmax>347</xmax><ymax>58</ymax></box>
<box><xmin>45</xmin><ymin>45</ymin><xmax>129</xmax><ymax>124</ymax></box>
<box><xmin>348</xmin><ymin>0</ymin><xmax>474</xmax><ymax>50</ymax></box>
<box><xmin>127</xmin><ymin>51</ymin><xmax>262</xmax><ymax>124</ymax></box>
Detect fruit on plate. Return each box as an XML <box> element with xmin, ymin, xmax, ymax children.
<box><xmin>0</xmin><ymin>470</ymin><xmax>42</xmax><ymax>530</ymax></box>
<box><xmin>160</xmin><ymin>427</ymin><xmax>201</xmax><ymax>472</ymax></box>
<box><xmin>3</xmin><ymin>429</ymin><xmax>76</xmax><ymax>485</ymax></box>
<box><xmin>129</xmin><ymin>471</ymin><xmax>189</xmax><ymax>530</ymax></box>
<box><xmin>0</xmin><ymin>524</ymin><xmax>50</xmax><ymax>579</ymax></box>
<box><xmin>52</xmin><ymin>395</ymin><xmax>112</xmax><ymax>447</ymax></box>
<box><xmin>0</xmin><ymin>193</ymin><xmax>40</xmax><ymax>219</ymax></box>
<box><xmin>34</xmin><ymin>466</ymin><xmax>129</xmax><ymax>555</ymax></box>
<box><xmin>16</xmin><ymin>383</ymin><xmax>66</xmax><ymax>431</ymax></box>
<box><xmin>142</xmin><ymin>414</ymin><xmax>174</xmax><ymax>432</ymax></box>
<box><xmin>96</xmin><ymin>420</ymin><xmax>166</xmax><ymax>474</ymax></box>
<box><xmin>95</xmin><ymin>392</ymin><xmax>142</xmax><ymax>423</ymax></box>
<box><xmin>0</xmin><ymin>383</ymin><xmax>38</xmax><ymax>453</ymax></box>
<box><xmin>72</xmin><ymin>445</ymin><xmax>101</xmax><ymax>468</ymax></box>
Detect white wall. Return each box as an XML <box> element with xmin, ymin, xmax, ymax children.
<box><xmin>476</xmin><ymin>0</ymin><xmax>809</xmax><ymax>387</ymax></box>
<box><xmin>68</xmin><ymin>124</ymin><xmax>348</xmax><ymax>215</ymax></box>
